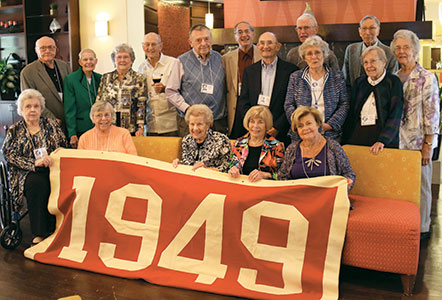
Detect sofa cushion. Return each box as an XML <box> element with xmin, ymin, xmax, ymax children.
<box><xmin>342</xmin><ymin>194</ymin><xmax>420</xmax><ymax>275</ymax></box>
<box><xmin>133</xmin><ymin>136</ymin><xmax>182</xmax><ymax>162</ymax></box>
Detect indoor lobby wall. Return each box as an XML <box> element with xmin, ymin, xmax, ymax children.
<box><xmin>223</xmin><ymin>0</ymin><xmax>417</xmax><ymax>28</ymax></box>
<box><xmin>79</xmin><ymin>0</ymin><xmax>145</xmax><ymax>74</ymax></box>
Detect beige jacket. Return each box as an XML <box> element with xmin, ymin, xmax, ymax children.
<box><xmin>222</xmin><ymin>45</ymin><xmax>261</xmax><ymax>134</ymax></box>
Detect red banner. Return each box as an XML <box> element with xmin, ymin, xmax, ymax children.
<box><xmin>24</xmin><ymin>149</ymin><xmax>349</xmax><ymax>300</ymax></box>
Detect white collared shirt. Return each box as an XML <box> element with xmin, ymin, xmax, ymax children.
<box><xmin>361</xmin><ymin>70</ymin><xmax>386</xmax><ymax>124</ymax></box>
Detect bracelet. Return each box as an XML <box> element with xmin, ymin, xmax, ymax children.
<box><xmin>423</xmin><ymin>141</ymin><xmax>432</xmax><ymax>146</ymax></box>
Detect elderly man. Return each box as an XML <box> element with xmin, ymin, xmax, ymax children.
<box><xmin>138</xmin><ymin>32</ymin><xmax>178</xmax><ymax>136</ymax></box>
<box><xmin>342</xmin><ymin>15</ymin><xmax>398</xmax><ymax>88</ymax></box>
<box><xmin>235</xmin><ymin>32</ymin><xmax>298</xmax><ymax>146</ymax></box>
<box><xmin>166</xmin><ymin>24</ymin><xmax>226</xmax><ymax>137</ymax></box>
<box><xmin>21</xmin><ymin>36</ymin><xmax>71</xmax><ymax>127</ymax></box>
<box><xmin>286</xmin><ymin>13</ymin><xmax>339</xmax><ymax>70</ymax></box>
<box><xmin>222</xmin><ymin>21</ymin><xmax>262</xmax><ymax>137</ymax></box>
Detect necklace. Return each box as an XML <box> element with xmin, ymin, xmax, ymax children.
<box><xmin>95</xmin><ymin>128</ymin><xmax>111</xmax><ymax>152</ymax></box>
<box><xmin>300</xmin><ymin>143</ymin><xmax>327</xmax><ymax>178</ymax></box>
<box><xmin>309</xmin><ymin>72</ymin><xmax>325</xmax><ymax>110</ymax></box>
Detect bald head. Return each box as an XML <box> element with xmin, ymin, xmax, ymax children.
<box><xmin>257</xmin><ymin>32</ymin><xmax>281</xmax><ymax>64</ymax></box>
<box><xmin>142</xmin><ymin>32</ymin><xmax>163</xmax><ymax>61</ymax></box>
<box><xmin>35</xmin><ymin>36</ymin><xmax>57</xmax><ymax>65</ymax></box>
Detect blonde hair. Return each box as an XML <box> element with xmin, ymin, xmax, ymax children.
<box><xmin>243</xmin><ymin>105</ymin><xmax>273</xmax><ymax>132</ymax></box>
<box><xmin>185</xmin><ymin>104</ymin><xmax>213</xmax><ymax>126</ymax></box>
<box><xmin>291</xmin><ymin>106</ymin><xmax>323</xmax><ymax>133</ymax></box>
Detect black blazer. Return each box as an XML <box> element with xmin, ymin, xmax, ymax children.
<box><xmin>232</xmin><ymin>58</ymin><xmax>298</xmax><ymax>145</ymax></box>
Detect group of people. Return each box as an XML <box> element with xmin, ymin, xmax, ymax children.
<box><xmin>1</xmin><ymin>12</ymin><xmax>439</xmax><ymax>244</ymax></box>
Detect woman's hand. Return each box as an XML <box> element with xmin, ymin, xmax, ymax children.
<box><xmin>228</xmin><ymin>166</ymin><xmax>240</xmax><ymax>178</ymax></box>
<box><xmin>135</xmin><ymin>127</ymin><xmax>144</xmax><ymax>136</ymax></box>
<box><xmin>369</xmin><ymin>142</ymin><xmax>384</xmax><ymax>155</ymax></box>
<box><xmin>321</xmin><ymin>123</ymin><xmax>332</xmax><ymax>132</ymax></box>
<box><xmin>421</xmin><ymin>144</ymin><xmax>432</xmax><ymax>166</ymax></box>
<box><xmin>346</xmin><ymin>178</ymin><xmax>354</xmax><ymax>189</ymax></box>
<box><xmin>70</xmin><ymin>135</ymin><xmax>78</xmax><ymax>148</ymax></box>
<box><xmin>192</xmin><ymin>161</ymin><xmax>206</xmax><ymax>171</ymax></box>
<box><xmin>248</xmin><ymin>169</ymin><xmax>271</xmax><ymax>182</ymax></box>
<box><xmin>35</xmin><ymin>155</ymin><xmax>53</xmax><ymax>168</ymax></box>
<box><xmin>172</xmin><ymin>158</ymin><xmax>180</xmax><ymax>168</ymax></box>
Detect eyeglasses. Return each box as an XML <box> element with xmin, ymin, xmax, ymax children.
<box><xmin>363</xmin><ymin>59</ymin><xmax>381</xmax><ymax>66</ymax></box>
<box><xmin>236</xmin><ymin>29</ymin><xmax>252</xmax><ymax>35</ymax></box>
<box><xmin>394</xmin><ymin>45</ymin><xmax>411</xmax><ymax>52</ymax></box>
<box><xmin>37</xmin><ymin>45</ymin><xmax>56</xmax><ymax>51</ymax></box>
<box><xmin>94</xmin><ymin>112</ymin><xmax>112</xmax><ymax>119</ymax></box>
<box><xmin>305</xmin><ymin>50</ymin><xmax>322</xmax><ymax>57</ymax></box>
<box><xmin>360</xmin><ymin>26</ymin><xmax>378</xmax><ymax>32</ymax></box>
<box><xmin>296</xmin><ymin>26</ymin><xmax>313</xmax><ymax>32</ymax></box>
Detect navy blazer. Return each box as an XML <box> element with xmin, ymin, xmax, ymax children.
<box><xmin>233</xmin><ymin>57</ymin><xmax>298</xmax><ymax>145</ymax></box>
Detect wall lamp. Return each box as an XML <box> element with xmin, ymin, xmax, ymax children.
<box><xmin>95</xmin><ymin>12</ymin><xmax>110</xmax><ymax>37</ymax></box>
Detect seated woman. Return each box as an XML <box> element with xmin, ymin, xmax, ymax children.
<box><xmin>284</xmin><ymin>35</ymin><xmax>349</xmax><ymax>140</ymax></box>
<box><xmin>172</xmin><ymin>104</ymin><xmax>231</xmax><ymax>172</ymax></box>
<box><xmin>96</xmin><ymin>43</ymin><xmax>148</xmax><ymax>136</ymax></box>
<box><xmin>1</xmin><ymin>89</ymin><xmax>67</xmax><ymax>244</ymax></box>
<box><xmin>278</xmin><ymin>106</ymin><xmax>356</xmax><ymax>189</ymax></box>
<box><xmin>78</xmin><ymin>101</ymin><xmax>137</xmax><ymax>155</ymax></box>
<box><xmin>342</xmin><ymin>46</ymin><xmax>403</xmax><ymax>154</ymax></box>
<box><xmin>228</xmin><ymin>106</ymin><xmax>284</xmax><ymax>182</ymax></box>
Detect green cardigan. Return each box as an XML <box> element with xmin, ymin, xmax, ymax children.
<box><xmin>63</xmin><ymin>68</ymin><xmax>102</xmax><ymax>138</ymax></box>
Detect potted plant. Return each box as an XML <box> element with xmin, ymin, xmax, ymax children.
<box><xmin>0</xmin><ymin>54</ymin><xmax>21</xmax><ymax>100</ymax></box>
<box><xmin>49</xmin><ymin>3</ymin><xmax>58</xmax><ymax>16</ymax></box>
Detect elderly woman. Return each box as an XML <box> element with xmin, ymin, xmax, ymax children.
<box><xmin>284</xmin><ymin>35</ymin><xmax>349</xmax><ymax>140</ymax></box>
<box><xmin>96</xmin><ymin>43</ymin><xmax>148</xmax><ymax>136</ymax></box>
<box><xmin>228</xmin><ymin>106</ymin><xmax>284</xmax><ymax>182</ymax></box>
<box><xmin>1</xmin><ymin>89</ymin><xmax>67</xmax><ymax>244</ymax></box>
<box><xmin>278</xmin><ymin>106</ymin><xmax>356</xmax><ymax>189</ymax></box>
<box><xmin>78</xmin><ymin>101</ymin><xmax>137</xmax><ymax>155</ymax></box>
<box><xmin>342</xmin><ymin>46</ymin><xmax>404</xmax><ymax>154</ymax></box>
<box><xmin>64</xmin><ymin>49</ymin><xmax>102</xmax><ymax>148</ymax></box>
<box><xmin>391</xmin><ymin>29</ymin><xmax>440</xmax><ymax>238</ymax></box>
<box><xmin>172</xmin><ymin>104</ymin><xmax>231</xmax><ymax>172</ymax></box>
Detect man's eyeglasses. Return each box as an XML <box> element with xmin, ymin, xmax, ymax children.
<box><xmin>37</xmin><ymin>45</ymin><xmax>57</xmax><ymax>51</ymax></box>
<box><xmin>296</xmin><ymin>26</ymin><xmax>312</xmax><ymax>32</ymax></box>
<box><xmin>360</xmin><ymin>26</ymin><xmax>378</xmax><ymax>32</ymax></box>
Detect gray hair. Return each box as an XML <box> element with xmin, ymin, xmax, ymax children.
<box><xmin>110</xmin><ymin>43</ymin><xmax>135</xmax><ymax>65</ymax></box>
<box><xmin>233</xmin><ymin>21</ymin><xmax>255</xmax><ymax>34</ymax></box>
<box><xmin>144</xmin><ymin>32</ymin><xmax>162</xmax><ymax>44</ymax></box>
<box><xmin>189</xmin><ymin>24</ymin><xmax>212</xmax><ymax>38</ymax></box>
<box><xmin>359</xmin><ymin>15</ymin><xmax>380</xmax><ymax>28</ymax></box>
<box><xmin>184</xmin><ymin>104</ymin><xmax>213</xmax><ymax>127</ymax></box>
<box><xmin>390</xmin><ymin>29</ymin><xmax>420</xmax><ymax>61</ymax></box>
<box><xmin>297</xmin><ymin>13</ymin><xmax>318</xmax><ymax>28</ymax></box>
<box><xmin>16</xmin><ymin>89</ymin><xmax>45</xmax><ymax>116</ymax></box>
<box><xmin>78</xmin><ymin>48</ymin><xmax>97</xmax><ymax>60</ymax></box>
<box><xmin>89</xmin><ymin>101</ymin><xmax>115</xmax><ymax>121</ymax></box>
<box><xmin>298</xmin><ymin>35</ymin><xmax>330</xmax><ymax>60</ymax></box>
<box><xmin>361</xmin><ymin>45</ymin><xmax>387</xmax><ymax>64</ymax></box>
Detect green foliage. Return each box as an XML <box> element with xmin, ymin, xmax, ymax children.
<box><xmin>0</xmin><ymin>54</ymin><xmax>20</xmax><ymax>97</ymax></box>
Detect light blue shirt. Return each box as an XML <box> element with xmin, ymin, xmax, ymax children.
<box><xmin>261</xmin><ymin>57</ymin><xmax>278</xmax><ymax>97</ymax></box>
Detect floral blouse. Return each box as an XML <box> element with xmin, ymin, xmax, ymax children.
<box><xmin>181</xmin><ymin>129</ymin><xmax>232</xmax><ymax>172</ymax></box>
<box><xmin>1</xmin><ymin>117</ymin><xmax>67</xmax><ymax>213</ymax></box>
<box><xmin>96</xmin><ymin>69</ymin><xmax>148</xmax><ymax>134</ymax></box>
<box><xmin>229</xmin><ymin>133</ymin><xmax>285</xmax><ymax>179</ymax></box>
<box><xmin>397</xmin><ymin>63</ymin><xmax>440</xmax><ymax>150</ymax></box>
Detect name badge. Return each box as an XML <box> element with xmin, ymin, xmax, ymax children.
<box><xmin>257</xmin><ymin>94</ymin><xmax>271</xmax><ymax>106</ymax></box>
<box><xmin>34</xmin><ymin>147</ymin><xmax>48</xmax><ymax>160</ymax></box>
<box><xmin>361</xmin><ymin>115</ymin><xmax>376</xmax><ymax>126</ymax></box>
<box><xmin>58</xmin><ymin>92</ymin><xmax>63</xmax><ymax>102</ymax></box>
<box><xmin>201</xmin><ymin>83</ymin><xmax>214</xmax><ymax>94</ymax></box>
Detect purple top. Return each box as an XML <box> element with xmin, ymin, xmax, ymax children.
<box><xmin>290</xmin><ymin>144</ymin><xmax>330</xmax><ymax>179</ymax></box>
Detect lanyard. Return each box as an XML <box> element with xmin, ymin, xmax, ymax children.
<box><xmin>86</xmin><ymin>75</ymin><xmax>96</xmax><ymax>106</ymax></box>
<box><xmin>199</xmin><ymin>59</ymin><xmax>214</xmax><ymax>85</ymax></box>
<box><xmin>53</xmin><ymin>61</ymin><xmax>63</xmax><ymax>93</ymax></box>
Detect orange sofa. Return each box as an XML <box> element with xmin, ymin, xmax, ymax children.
<box><xmin>132</xmin><ymin>137</ymin><xmax>422</xmax><ymax>295</ymax></box>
